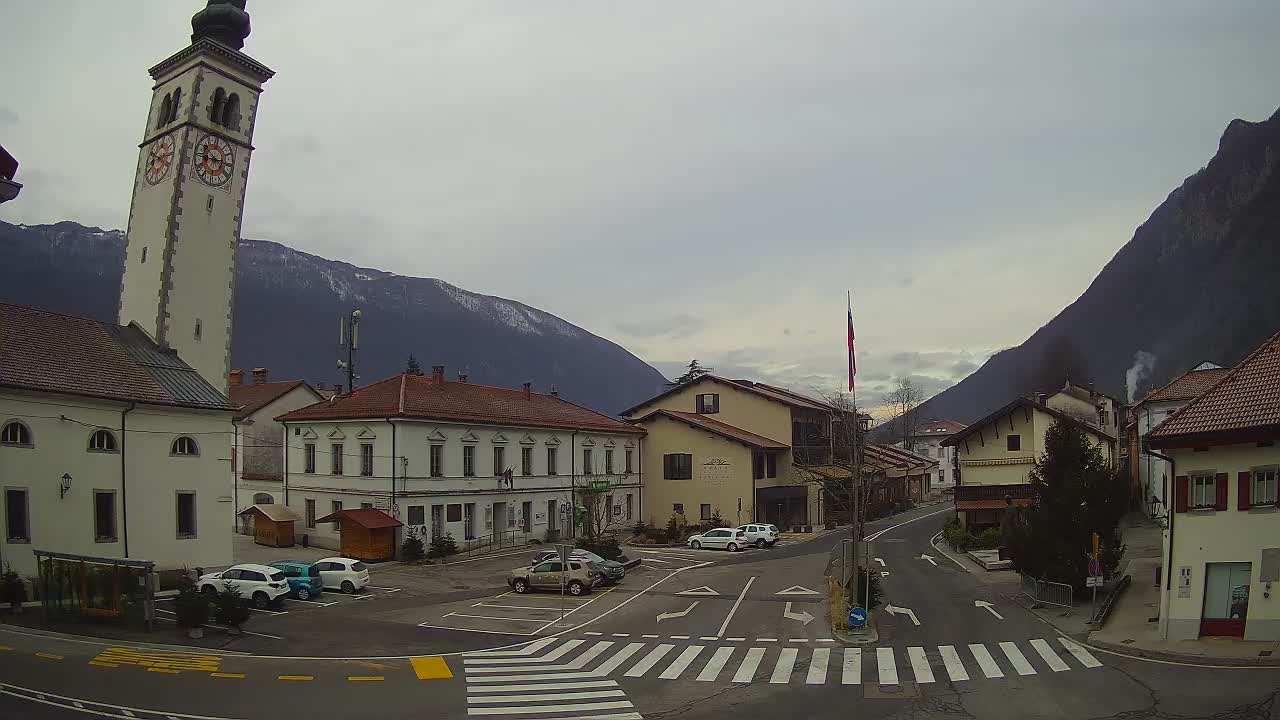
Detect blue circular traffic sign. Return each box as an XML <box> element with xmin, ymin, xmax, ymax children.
<box><xmin>848</xmin><ymin>606</ymin><xmax>867</xmax><ymax>628</ymax></box>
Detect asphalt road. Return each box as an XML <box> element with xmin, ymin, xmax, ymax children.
<box><xmin>3</xmin><ymin>503</ymin><xmax>1279</xmax><ymax>719</ymax></box>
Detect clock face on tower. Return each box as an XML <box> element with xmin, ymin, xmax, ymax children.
<box><xmin>144</xmin><ymin>134</ymin><xmax>175</xmax><ymax>185</ymax></box>
<box><xmin>193</xmin><ymin>134</ymin><xmax>235</xmax><ymax>188</ymax></box>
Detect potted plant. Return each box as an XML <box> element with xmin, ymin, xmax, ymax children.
<box><xmin>212</xmin><ymin>583</ymin><xmax>250</xmax><ymax>634</ymax></box>
<box><xmin>2</xmin><ymin>565</ymin><xmax>26</xmax><ymax>614</ymax></box>
<box><xmin>173</xmin><ymin>581</ymin><xmax>210</xmax><ymax>638</ymax></box>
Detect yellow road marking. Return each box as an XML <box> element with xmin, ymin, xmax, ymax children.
<box><xmin>210</xmin><ymin>672</ymin><xmax>246</xmax><ymax>679</ymax></box>
<box><xmin>409</xmin><ymin>656</ymin><xmax>452</xmax><ymax>679</ymax></box>
<box><xmin>278</xmin><ymin>675</ymin><xmax>314</xmax><ymax>681</ymax></box>
<box><xmin>35</xmin><ymin>653</ymin><xmax>64</xmax><ymax>660</ymax></box>
<box><xmin>89</xmin><ymin>661</ymin><xmax>119</xmax><ymax>668</ymax></box>
<box><xmin>146</xmin><ymin>667</ymin><xmax>179</xmax><ymax>674</ymax></box>
<box><xmin>0</xmin><ymin>645</ymin><xmax>12</xmax><ymax>651</ymax></box>
<box><xmin>94</xmin><ymin>646</ymin><xmax>220</xmax><ymax>673</ymax></box>
<box><xmin>347</xmin><ymin>676</ymin><xmax>385</xmax><ymax>681</ymax></box>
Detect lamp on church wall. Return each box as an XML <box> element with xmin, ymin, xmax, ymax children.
<box><xmin>60</xmin><ymin>473</ymin><xmax>73</xmax><ymax>499</ymax></box>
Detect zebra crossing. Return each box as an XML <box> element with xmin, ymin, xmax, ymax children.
<box><xmin>462</xmin><ymin>634</ymin><xmax>1104</xmax><ymax>708</ymax></box>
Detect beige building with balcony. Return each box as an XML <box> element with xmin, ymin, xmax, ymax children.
<box><xmin>623</xmin><ymin>375</ymin><xmax>841</xmax><ymax>530</ymax></box>
<box><xmin>942</xmin><ymin>396</ymin><xmax>1116</xmax><ymax>529</ymax></box>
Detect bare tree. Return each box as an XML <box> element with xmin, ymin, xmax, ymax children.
<box><xmin>575</xmin><ymin>483</ymin><xmax>626</xmax><ymax>541</ymax></box>
<box><xmin>793</xmin><ymin>390</ymin><xmax>866</xmax><ymax>540</ymax></box>
<box><xmin>883</xmin><ymin>376</ymin><xmax>923</xmax><ymax>451</ymax></box>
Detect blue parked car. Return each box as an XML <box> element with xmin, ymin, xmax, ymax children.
<box><xmin>268</xmin><ymin>561</ymin><xmax>323</xmax><ymax>601</ymax></box>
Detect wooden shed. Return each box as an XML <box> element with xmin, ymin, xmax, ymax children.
<box><xmin>238</xmin><ymin>504</ymin><xmax>301</xmax><ymax>548</ymax></box>
<box><xmin>314</xmin><ymin>508</ymin><xmax>402</xmax><ymax>561</ymax></box>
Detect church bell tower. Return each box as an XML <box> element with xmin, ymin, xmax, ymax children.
<box><xmin>118</xmin><ymin>0</ymin><xmax>273</xmax><ymax>395</ymax></box>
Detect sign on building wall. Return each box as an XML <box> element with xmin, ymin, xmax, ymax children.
<box><xmin>699</xmin><ymin>458</ymin><xmax>731</xmax><ymax>487</ymax></box>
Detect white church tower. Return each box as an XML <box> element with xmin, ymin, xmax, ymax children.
<box><xmin>118</xmin><ymin>0</ymin><xmax>273</xmax><ymax>395</ymax></box>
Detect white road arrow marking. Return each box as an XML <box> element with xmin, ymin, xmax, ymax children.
<box><xmin>656</xmin><ymin>601</ymin><xmax>699</xmax><ymax>623</ymax></box>
<box><xmin>874</xmin><ymin>558</ymin><xmax>886</xmax><ymax>567</ymax></box>
<box><xmin>884</xmin><ymin>604</ymin><xmax>920</xmax><ymax>626</ymax></box>
<box><xmin>881</xmin><ymin>571</ymin><xmax>890</xmax><ymax>577</ymax></box>
<box><xmin>775</xmin><ymin>585</ymin><xmax>822</xmax><ymax>596</ymax></box>
<box><xmin>782</xmin><ymin>602</ymin><xmax>814</xmax><ymax>626</ymax></box>
<box><xmin>676</xmin><ymin>586</ymin><xmax>719</xmax><ymax>596</ymax></box>
<box><xmin>975</xmin><ymin>600</ymin><xmax>1004</xmax><ymax>619</ymax></box>
<box><xmin>919</xmin><ymin>554</ymin><xmax>937</xmax><ymax>566</ymax></box>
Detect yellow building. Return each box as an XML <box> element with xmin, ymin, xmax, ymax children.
<box><xmin>1149</xmin><ymin>330</ymin><xmax>1280</xmax><ymax>641</ymax></box>
<box><xmin>623</xmin><ymin>376</ymin><xmax>835</xmax><ymax>529</ymax></box>
<box><xmin>942</xmin><ymin>397</ymin><xmax>1116</xmax><ymax>529</ymax></box>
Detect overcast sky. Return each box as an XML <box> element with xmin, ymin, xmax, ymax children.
<box><xmin>3</xmin><ymin>1</ymin><xmax>1278</xmax><ymax>415</ymax></box>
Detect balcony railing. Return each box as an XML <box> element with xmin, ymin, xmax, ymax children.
<box><xmin>955</xmin><ymin>483</ymin><xmax>1036</xmax><ymax>502</ymax></box>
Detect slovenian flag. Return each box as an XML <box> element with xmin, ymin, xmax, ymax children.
<box><xmin>847</xmin><ymin>292</ymin><xmax>856</xmax><ymax>392</ymax></box>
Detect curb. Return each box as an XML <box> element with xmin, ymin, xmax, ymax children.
<box><xmin>1087</xmin><ymin>638</ymin><xmax>1280</xmax><ymax>667</ymax></box>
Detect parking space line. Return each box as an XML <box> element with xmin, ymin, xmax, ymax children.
<box><xmin>445</xmin><ymin>613</ymin><xmax>549</xmax><ymax>623</ymax></box>
<box><xmin>210</xmin><ymin>672</ymin><xmax>245</xmax><ymax>679</ymax></box>
<box><xmin>475</xmin><ymin>603</ymin><xmax>563</xmax><ymax>611</ymax></box>
<box><xmin>417</xmin><ymin>623</ymin><xmax>537</xmax><ymax>636</ymax></box>
<box><xmin>277</xmin><ymin>675</ymin><xmax>313</xmax><ymax>681</ymax></box>
<box><xmin>146</xmin><ymin>668</ymin><xmax>179</xmax><ymax>674</ymax></box>
<box><xmin>35</xmin><ymin>653</ymin><xmax>63</xmax><ymax>660</ymax></box>
<box><xmin>365</xmin><ymin>586</ymin><xmax>402</xmax><ymax>592</ymax></box>
<box><xmin>88</xmin><ymin>661</ymin><xmax>118</xmax><ymax>668</ymax></box>
<box><xmin>289</xmin><ymin>599</ymin><xmax>340</xmax><ymax>607</ymax></box>
<box><xmin>347</xmin><ymin>676</ymin><xmax>385</xmax><ymax>681</ymax></box>
<box><xmin>249</xmin><ymin>607</ymin><xmax>288</xmax><ymax>615</ymax></box>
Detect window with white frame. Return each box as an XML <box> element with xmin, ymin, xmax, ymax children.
<box><xmin>1253</xmin><ymin>468</ymin><xmax>1278</xmax><ymax>505</ymax></box>
<box><xmin>304</xmin><ymin>443</ymin><xmax>316</xmax><ymax>473</ymax></box>
<box><xmin>331</xmin><ymin>443</ymin><xmax>344</xmax><ymax>475</ymax></box>
<box><xmin>2</xmin><ymin>421</ymin><xmax>32</xmax><ymax>447</ymax></box>
<box><xmin>624</xmin><ymin>449</ymin><xmax>633</xmax><ymax>474</ymax></box>
<box><xmin>430</xmin><ymin>445</ymin><xmax>444</xmax><ymax>477</ymax></box>
<box><xmin>361</xmin><ymin>443</ymin><xmax>374</xmax><ymax>476</ymax></box>
<box><xmin>1190</xmin><ymin>473</ymin><xmax>1216</xmax><ymax>509</ymax></box>
<box><xmin>463</xmin><ymin>445</ymin><xmax>475</xmax><ymax>477</ymax></box>
<box><xmin>493</xmin><ymin>446</ymin><xmax>505</xmax><ymax>475</ymax></box>
<box><xmin>547</xmin><ymin>447</ymin><xmax>558</xmax><ymax>476</ymax></box>
<box><xmin>171</xmin><ymin>436</ymin><xmax>198</xmax><ymax>456</ymax></box>
<box><xmin>88</xmin><ymin>429</ymin><xmax>118</xmax><ymax>452</ymax></box>
<box><xmin>521</xmin><ymin>447</ymin><xmax>533</xmax><ymax>476</ymax></box>
<box><xmin>605</xmin><ymin>449</ymin><xmax>614</xmax><ymax>474</ymax></box>
<box><xmin>176</xmin><ymin>492</ymin><xmax>197</xmax><ymax>538</ymax></box>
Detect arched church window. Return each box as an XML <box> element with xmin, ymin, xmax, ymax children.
<box><xmin>168</xmin><ymin>87</ymin><xmax>182</xmax><ymax>124</ymax></box>
<box><xmin>156</xmin><ymin>94</ymin><xmax>172</xmax><ymax>130</ymax></box>
<box><xmin>209</xmin><ymin>88</ymin><xmax>227</xmax><ymax>125</ymax></box>
<box><xmin>222</xmin><ymin>93</ymin><xmax>241</xmax><ymax>131</ymax></box>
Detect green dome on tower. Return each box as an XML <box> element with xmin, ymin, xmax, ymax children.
<box><xmin>191</xmin><ymin>0</ymin><xmax>252</xmax><ymax>50</ymax></box>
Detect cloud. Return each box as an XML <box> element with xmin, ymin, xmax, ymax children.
<box><xmin>4</xmin><ymin>0</ymin><xmax>1279</xmax><ymax>413</ymax></box>
<box><xmin>615</xmin><ymin>314</ymin><xmax>705</xmax><ymax>340</ymax></box>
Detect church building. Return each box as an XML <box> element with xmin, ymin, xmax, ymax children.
<box><xmin>0</xmin><ymin>1</ymin><xmax>273</xmax><ymax>580</ymax></box>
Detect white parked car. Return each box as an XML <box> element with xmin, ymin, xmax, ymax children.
<box><xmin>737</xmin><ymin>523</ymin><xmax>781</xmax><ymax>548</ymax></box>
<box><xmin>313</xmin><ymin>557</ymin><xmax>370</xmax><ymax>593</ymax></box>
<box><xmin>197</xmin><ymin>563</ymin><xmax>290</xmax><ymax>609</ymax></box>
<box><xmin>687</xmin><ymin>528</ymin><xmax>748</xmax><ymax>552</ymax></box>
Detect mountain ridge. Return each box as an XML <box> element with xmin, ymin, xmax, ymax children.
<box><xmin>918</xmin><ymin>106</ymin><xmax>1280</xmax><ymax>424</ymax></box>
<box><xmin>0</xmin><ymin>220</ymin><xmax>669</xmax><ymax>415</ymax></box>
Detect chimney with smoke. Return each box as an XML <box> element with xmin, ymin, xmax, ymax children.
<box><xmin>1126</xmin><ymin>351</ymin><xmax>1157</xmax><ymax>403</ymax></box>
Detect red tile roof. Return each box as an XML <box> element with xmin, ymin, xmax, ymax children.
<box><xmin>632</xmin><ymin>409</ymin><xmax>788</xmax><ymax>449</ymax></box>
<box><xmin>620</xmin><ymin>374</ymin><xmax>832</xmax><ymax>416</ymax></box>
<box><xmin>1150</xmin><ymin>331</ymin><xmax>1280</xmax><ymax>445</ymax></box>
<box><xmin>0</xmin><ymin>303</ymin><xmax>234</xmax><ymax>410</ymax></box>
<box><xmin>314</xmin><ymin>508</ymin><xmax>402</xmax><ymax>529</ymax></box>
<box><xmin>917</xmin><ymin>419</ymin><xmax>968</xmax><ymax>436</ymax></box>
<box><xmin>942</xmin><ymin>397</ymin><xmax>1115</xmax><ymax>447</ymax></box>
<box><xmin>277</xmin><ymin>373</ymin><xmax>644</xmax><ymax>435</ymax></box>
<box><xmin>1140</xmin><ymin>367</ymin><xmax>1233</xmax><ymax>404</ymax></box>
<box><xmin>230</xmin><ymin>379</ymin><xmax>317</xmax><ymax>419</ymax></box>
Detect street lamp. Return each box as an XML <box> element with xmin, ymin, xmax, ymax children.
<box><xmin>60</xmin><ymin>473</ymin><xmax>72</xmax><ymax>499</ymax></box>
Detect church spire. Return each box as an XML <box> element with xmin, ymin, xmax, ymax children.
<box><xmin>191</xmin><ymin>0</ymin><xmax>252</xmax><ymax>50</ymax></box>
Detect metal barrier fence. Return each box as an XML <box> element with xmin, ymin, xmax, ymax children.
<box><xmin>1019</xmin><ymin>572</ymin><xmax>1074</xmax><ymax>608</ymax></box>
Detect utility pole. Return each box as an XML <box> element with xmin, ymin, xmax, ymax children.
<box><xmin>337</xmin><ymin>308</ymin><xmax>362</xmax><ymax>393</ymax></box>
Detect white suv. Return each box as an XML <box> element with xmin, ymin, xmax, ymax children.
<box><xmin>737</xmin><ymin>524</ymin><xmax>780</xmax><ymax>548</ymax></box>
<box><xmin>314</xmin><ymin>557</ymin><xmax>370</xmax><ymax>594</ymax></box>
<box><xmin>197</xmin><ymin>563</ymin><xmax>291</xmax><ymax>609</ymax></box>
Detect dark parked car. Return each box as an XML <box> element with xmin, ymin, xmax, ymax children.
<box><xmin>530</xmin><ymin>549</ymin><xmax>625</xmax><ymax>586</ymax></box>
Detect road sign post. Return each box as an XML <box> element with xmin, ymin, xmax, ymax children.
<box><xmin>557</xmin><ymin>543</ymin><xmax>573</xmax><ymax>627</ymax></box>
<box><xmin>848</xmin><ymin>606</ymin><xmax>867</xmax><ymax>629</ymax></box>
